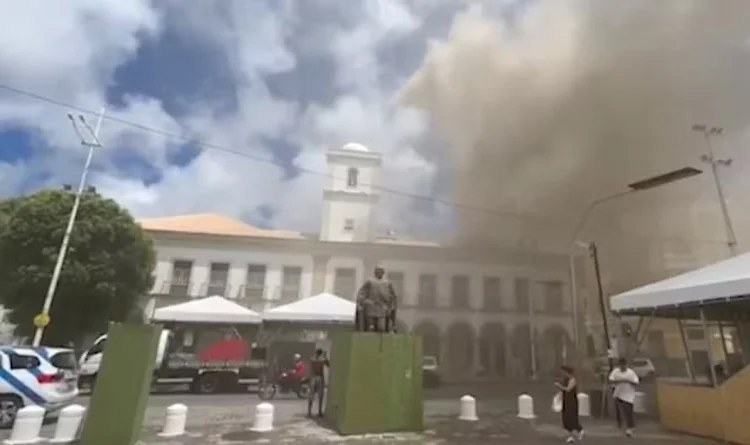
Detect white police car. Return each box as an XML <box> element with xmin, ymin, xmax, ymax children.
<box><xmin>0</xmin><ymin>347</ymin><xmax>79</xmax><ymax>428</ymax></box>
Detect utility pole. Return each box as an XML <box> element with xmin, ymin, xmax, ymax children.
<box><xmin>32</xmin><ymin>109</ymin><xmax>105</xmax><ymax>346</ymax></box>
<box><xmin>589</xmin><ymin>241</ymin><xmax>613</xmax><ymax>372</ymax></box>
<box><xmin>692</xmin><ymin>124</ymin><xmax>737</xmax><ymax>256</ymax></box>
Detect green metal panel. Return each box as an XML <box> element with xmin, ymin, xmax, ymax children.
<box><xmin>79</xmin><ymin>323</ymin><xmax>161</xmax><ymax>445</ymax></box>
<box><xmin>325</xmin><ymin>332</ymin><xmax>423</xmax><ymax>435</ymax></box>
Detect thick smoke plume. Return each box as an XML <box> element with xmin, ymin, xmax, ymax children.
<box><xmin>401</xmin><ymin>0</ymin><xmax>750</xmax><ymax>289</ymax></box>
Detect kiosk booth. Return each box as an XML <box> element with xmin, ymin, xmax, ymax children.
<box><xmin>611</xmin><ymin>252</ymin><xmax>750</xmax><ymax>444</ymax></box>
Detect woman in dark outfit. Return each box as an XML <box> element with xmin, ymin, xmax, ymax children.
<box><xmin>555</xmin><ymin>365</ymin><xmax>584</xmax><ymax>443</ymax></box>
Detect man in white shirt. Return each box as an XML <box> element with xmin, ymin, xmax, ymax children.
<box><xmin>609</xmin><ymin>357</ymin><xmax>639</xmax><ymax>436</ymax></box>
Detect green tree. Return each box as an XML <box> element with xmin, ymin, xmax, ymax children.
<box><xmin>0</xmin><ymin>189</ymin><xmax>155</xmax><ymax>346</ymax></box>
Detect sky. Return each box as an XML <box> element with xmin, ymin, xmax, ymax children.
<box><xmin>0</xmin><ymin>0</ymin><xmax>495</xmax><ymax>237</ymax></box>
<box><xmin>4</xmin><ymin>0</ymin><xmax>750</xmax><ymax>276</ymax></box>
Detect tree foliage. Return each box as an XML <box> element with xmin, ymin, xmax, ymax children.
<box><xmin>0</xmin><ymin>189</ymin><xmax>155</xmax><ymax>346</ymax></box>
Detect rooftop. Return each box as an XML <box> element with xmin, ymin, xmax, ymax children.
<box><xmin>138</xmin><ymin>214</ymin><xmax>304</xmax><ymax>240</ymax></box>
<box><xmin>138</xmin><ymin>213</ymin><xmax>441</xmax><ymax>246</ymax></box>
<box><xmin>341</xmin><ymin>142</ymin><xmax>369</xmax><ymax>152</ymax></box>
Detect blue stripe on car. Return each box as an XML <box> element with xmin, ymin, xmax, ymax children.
<box><xmin>0</xmin><ymin>368</ymin><xmax>46</xmax><ymax>405</ymax></box>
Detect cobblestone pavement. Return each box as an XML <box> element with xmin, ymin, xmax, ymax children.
<box><xmin>0</xmin><ymin>383</ymin><xmax>697</xmax><ymax>444</ymax></box>
<box><xmin>131</xmin><ymin>409</ymin><xmax>719</xmax><ymax>445</ymax></box>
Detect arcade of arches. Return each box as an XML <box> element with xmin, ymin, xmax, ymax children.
<box><xmin>412</xmin><ymin>320</ymin><xmax>573</xmax><ymax>380</ymax></box>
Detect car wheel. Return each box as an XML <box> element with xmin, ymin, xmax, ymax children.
<box><xmin>194</xmin><ymin>374</ymin><xmax>221</xmax><ymax>394</ymax></box>
<box><xmin>0</xmin><ymin>396</ymin><xmax>23</xmax><ymax>429</ymax></box>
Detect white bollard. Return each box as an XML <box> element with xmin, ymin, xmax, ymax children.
<box><xmin>158</xmin><ymin>404</ymin><xmax>188</xmax><ymax>438</ymax></box>
<box><xmin>458</xmin><ymin>395</ymin><xmax>478</xmax><ymax>421</ymax></box>
<box><xmin>49</xmin><ymin>404</ymin><xmax>86</xmax><ymax>444</ymax></box>
<box><xmin>4</xmin><ymin>405</ymin><xmax>45</xmax><ymax>445</ymax></box>
<box><xmin>251</xmin><ymin>403</ymin><xmax>274</xmax><ymax>432</ymax></box>
<box><xmin>577</xmin><ymin>393</ymin><xmax>590</xmax><ymax>417</ymax></box>
<box><xmin>517</xmin><ymin>394</ymin><xmax>536</xmax><ymax>419</ymax></box>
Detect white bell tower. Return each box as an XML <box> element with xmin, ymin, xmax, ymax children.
<box><xmin>320</xmin><ymin>143</ymin><xmax>381</xmax><ymax>242</ymax></box>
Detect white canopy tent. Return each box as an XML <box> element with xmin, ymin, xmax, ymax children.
<box><xmin>152</xmin><ymin>295</ymin><xmax>262</xmax><ymax>324</ymax></box>
<box><xmin>262</xmin><ymin>292</ymin><xmax>356</xmax><ymax>323</ymax></box>
<box><xmin>610</xmin><ymin>251</ymin><xmax>750</xmax><ymax>316</ymax></box>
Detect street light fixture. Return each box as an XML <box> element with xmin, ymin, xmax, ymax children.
<box><xmin>567</xmin><ymin>166</ymin><xmax>703</xmax><ymax>362</ymax></box>
<box><xmin>691</xmin><ymin>123</ymin><xmax>737</xmax><ymax>256</ymax></box>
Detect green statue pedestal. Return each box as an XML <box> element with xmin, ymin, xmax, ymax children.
<box><xmin>325</xmin><ymin>332</ymin><xmax>423</xmax><ymax>435</ymax></box>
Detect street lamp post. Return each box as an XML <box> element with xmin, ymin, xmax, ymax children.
<box><xmin>568</xmin><ymin>167</ymin><xmax>703</xmax><ymax>359</ymax></box>
<box><xmin>32</xmin><ymin>110</ymin><xmax>105</xmax><ymax>347</ymax></box>
<box><xmin>691</xmin><ymin>124</ymin><xmax>737</xmax><ymax>256</ymax></box>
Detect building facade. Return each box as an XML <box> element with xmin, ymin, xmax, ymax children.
<box><xmin>141</xmin><ymin>143</ymin><xmax>575</xmax><ymax>381</ymax></box>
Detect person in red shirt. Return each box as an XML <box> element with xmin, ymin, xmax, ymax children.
<box><xmin>292</xmin><ymin>353</ymin><xmax>305</xmax><ymax>378</ymax></box>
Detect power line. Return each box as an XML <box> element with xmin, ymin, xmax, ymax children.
<box><xmin>0</xmin><ymin>83</ymin><xmax>731</xmax><ymax>246</ymax></box>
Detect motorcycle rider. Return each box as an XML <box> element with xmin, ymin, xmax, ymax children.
<box><xmin>291</xmin><ymin>353</ymin><xmax>306</xmax><ymax>391</ymax></box>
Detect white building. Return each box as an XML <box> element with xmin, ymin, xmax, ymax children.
<box><xmin>141</xmin><ymin>143</ymin><xmax>574</xmax><ymax>381</ymax></box>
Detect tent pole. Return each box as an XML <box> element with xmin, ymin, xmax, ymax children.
<box><xmin>700</xmin><ymin>309</ymin><xmax>718</xmax><ymax>387</ymax></box>
<box><xmin>717</xmin><ymin>320</ymin><xmax>730</xmax><ymax>363</ymax></box>
<box><xmin>677</xmin><ymin>317</ymin><xmax>696</xmax><ymax>383</ymax></box>
<box><xmin>633</xmin><ymin>312</ymin><xmax>655</xmax><ymax>357</ymax></box>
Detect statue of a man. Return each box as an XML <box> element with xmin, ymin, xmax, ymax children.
<box><xmin>356</xmin><ymin>266</ymin><xmax>398</xmax><ymax>333</ymax></box>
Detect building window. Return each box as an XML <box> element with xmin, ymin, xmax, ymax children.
<box><xmin>334</xmin><ymin>268</ymin><xmax>357</xmax><ymax>300</ymax></box>
<box><xmin>418</xmin><ymin>273</ymin><xmax>437</xmax><ymax>308</ymax></box>
<box><xmin>451</xmin><ymin>275</ymin><xmax>470</xmax><ymax>309</ymax></box>
<box><xmin>543</xmin><ymin>281</ymin><xmax>564</xmax><ymax>314</ymax></box>
<box><xmin>482</xmin><ymin>276</ymin><xmax>502</xmax><ymax>312</ymax></box>
<box><xmin>281</xmin><ymin>266</ymin><xmax>303</xmax><ymax>301</ymax></box>
<box><xmin>515</xmin><ymin>278</ymin><xmax>530</xmax><ymax>313</ymax></box>
<box><xmin>244</xmin><ymin>264</ymin><xmax>267</xmax><ymax>300</ymax></box>
<box><xmin>169</xmin><ymin>260</ymin><xmax>193</xmax><ymax>296</ymax></box>
<box><xmin>347</xmin><ymin>167</ymin><xmax>359</xmax><ymax>188</ymax></box>
<box><xmin>207</xmin><ymin>262</ymin><xmax>230</xmax><ymax>297</ymax></box>
<box><xmin>686</xmin><ymin>328</ymin><xmax>705</xmax><ymax>341</ymax></box>
<box><xmin>386</xmin><ymin>271</ymin><xmax>405</xmax><ymax>302</ymax></box>
<box><xmin>343</xmin><ymin>218</ymin><xmax>355</xmax><ymax>231</ymax></box>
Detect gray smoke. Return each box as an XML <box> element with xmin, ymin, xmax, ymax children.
<box><xmin>401</xmin><ymin>0</ymin><xmax>750</xmax><ymax>289</ymax></box>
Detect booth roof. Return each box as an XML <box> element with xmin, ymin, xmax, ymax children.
<box><xmin>263</xmin><ymin>292</ymin><xmax>356</xmax><ymax>323</ymax></box>
<box><xmin>152</xmin><ymin>295</ymin><xmax>262</xmax><ymax>324</ymax></box>
<box><xmin>611</xmin><ymin>251</ymin><xmax>750</xmax><ymax>316</ymax></box>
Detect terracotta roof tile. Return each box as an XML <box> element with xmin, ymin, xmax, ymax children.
<box><xmin>138</xmin><ymin>214</ymin><xmax>303</xmax><ymax>240</ymax></box>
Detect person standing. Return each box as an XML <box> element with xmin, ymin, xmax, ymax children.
<box><xmin>356</xmin><ymin>266</ymin><xmax>397</xmax><ymax>332</ymax></box>
<box><xmin>609</xmin><ymin>357</ymin><xmax>639</xmax><ymax>437</ymax></box>
<box><xmin>556</xmin><ymin>365</ymin><xmax>584</xmax><ymax>443</ymax></box>
<box><xmin>307</xmin><ymin>348</ymin><xmax>330</xmax><ymax>417</ymax></box>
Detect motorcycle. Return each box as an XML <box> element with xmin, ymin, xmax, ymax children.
<box><xmin>257</xmin><ymin>370</ymin><xmax>309</xmax><ymax>400</ymax></box>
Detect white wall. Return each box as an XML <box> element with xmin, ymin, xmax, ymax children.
<box><xmin>150</xmin><ymin>241</ymin><xmax>572</xmax><ymax>337</ymax></box>
<box><xmin>321</xmin><ymin>193</ymin><xmax>377</xmax><ymax>242</ymax></box>
<box><xmin>325</xmin><ymin>155</ymin><xmax>380</xmax><ymax>194</ymax></box>
<box><xmin>152</xmin><ymin>245</ymin><xmax>313</xmax><ymax>302</ymax></box>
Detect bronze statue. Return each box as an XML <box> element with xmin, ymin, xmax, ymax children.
<box><xmin>355</xmin><ymin>266</ymin><xmax>398</xmax><ymax>333</ymax></box>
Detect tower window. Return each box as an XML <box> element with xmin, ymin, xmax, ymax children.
<box><xmin>343</xmin><ymin>218</ymin><xmax>355</xmax><ymax>231</ymax></box>
<box><xmin>346</xmin><ymin>167</ymin><xmax>359</xmax><ymax>188</ymax></box>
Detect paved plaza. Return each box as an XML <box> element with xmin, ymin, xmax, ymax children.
<box><xmin>0</xmin><ymin>385</ymin><xmax>720</xmax><ymax>444</ymax></box>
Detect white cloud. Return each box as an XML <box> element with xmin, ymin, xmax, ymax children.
<box><xmin>0</xmin><ymin>0</ymin><xmax>444</xmax><ymax>238</ymax></box>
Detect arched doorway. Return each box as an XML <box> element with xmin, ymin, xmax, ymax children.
<box><xmin>510</xmin><ymin>324</ymin><xmax>540</xmax><ymax>378</ymax></box>
<box><xmin>540</xmin><ymin>325</ymin><xmax>573</xmax><ymax>376</ymax></box>
<box><xmin>478</xmin><ymin>322</ymin><xmax>506</xmax><ymax>377</ymax></box>
<box><xmin>413</xmin><ymin>320</ymin><xmax>441</xmax><ymax>361</ymax></box>
<box><xmin>446</xmin><ymin>322</ymin><xmax>475</xmax><ymax>378</ymax></box>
